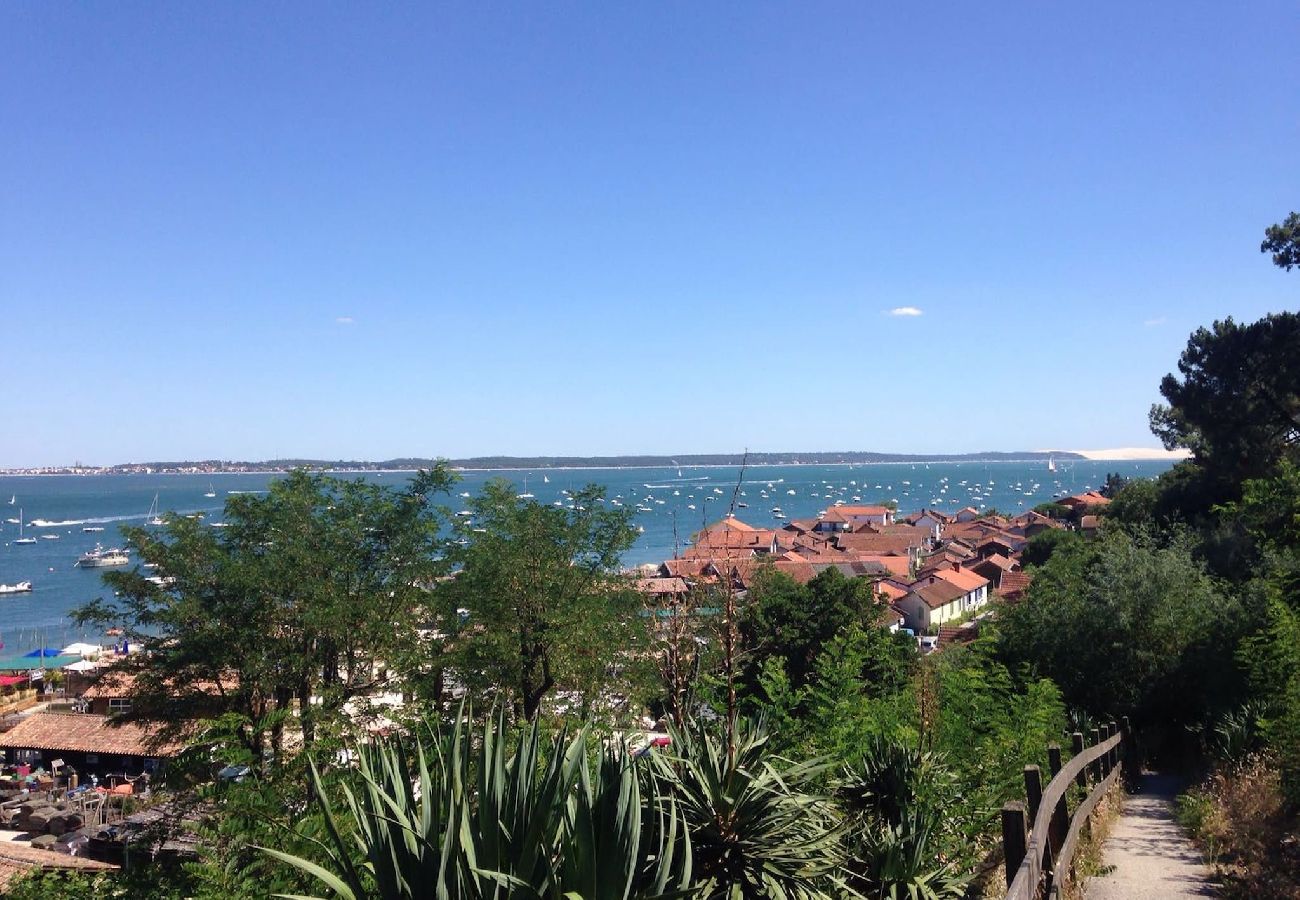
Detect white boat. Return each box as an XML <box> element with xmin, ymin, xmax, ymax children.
<box><xmin>204</xmin><ymin>483</ymin><xmax>217</xmax><ymax>498</ymax></box>
<box><xmin>0</xmin><ymin>581</ymin><xmax>32</xmax><ymax>594</ymax></box>
<box><xmin>76</xmin><ymin>545</ymin><xmax>130</xmax><ymax>568</ymax></box>
<box><xmin>13</xmin><ymin>509</ymin><xmax>36</xmax><ymax>545</ymax></box>
<box><xmin>4</xmin><ymin>518</ymin><xmax>17</xmax><ymax>525</ymax></box>
<box><xmin>516</xmin><ymin>477</ymin><xmax>534</xmax><ymax>499</ymax></box>
<box><xmin>1048</xmin><ymin>456</ymin><xmax>1057</xmax><ymax>473</ymax></box>
<box><xmin>40</xmin><ymin>534</ymin><xmax>59</xmax><ymax>540</ymax></box>
<box><xmin>146</xmin><ymin>493</ymin><xmax>165</xmax><ymax>526</ymax></box>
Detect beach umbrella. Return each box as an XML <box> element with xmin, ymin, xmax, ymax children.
<box><xmin>60</xmin><ymin>642</ymin><xmax>102</xmax><ymax>657</ymax></box>
<box><xmin>22</xmin><ymin>648</ymin><xmax>64</xmax><ymax>659</ymax></box>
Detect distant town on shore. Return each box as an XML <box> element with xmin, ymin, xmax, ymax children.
<box><xmin>0</xmin><ymin>450</ymin><xmax>1102</xmax><ymax>476</ymax></box>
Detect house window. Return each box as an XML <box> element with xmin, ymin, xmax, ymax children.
<box><xmin>108</xmin><ymin>698</ymin><xmax>132</xmax><ymax>714</ymax></box>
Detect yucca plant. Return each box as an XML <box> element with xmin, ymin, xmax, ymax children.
<box><xmin>836</xmin><ymin>737</ymin><xmax>965</xmax><ymax>900</ymax></box>
<box><xmin>846</xmin><ymin>809</ymin><xmax>965</xmax><ymax>900</ymax></box>
<box><xmin>650</xmin><ymin>718</ymin><xmax>846</xmax><ymax>899</ymax></box>
<box><xmin>261</xmin><ymin>709</ymin><xmax>693</xmax><ymax>899</ymax></box>
<box><xmin>836</xmin><ymin>736</ymin><xmax>951</xmax><ymax>830</ymax></box>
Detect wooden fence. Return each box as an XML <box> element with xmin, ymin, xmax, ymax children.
<box><xmin>1001</xmin><ymin>717</ymin><xmax>1131</xmax><ymax>900</ymax></box>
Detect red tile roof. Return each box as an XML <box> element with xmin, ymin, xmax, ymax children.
<box><xmin>0</xmin><ymin>712</ymin><xmax>184</xmax><ymax>757</ymax></box>
<box><xmin>834</xmin><ymin>534</ymin><xmax>920</xmax><ymax>555</ymax></box>
<box><xmin>772</xmin><ymin>559</ymin><xmax>817</xmax><ymax>584</ymax></box>
<box><xmin>659</xmin><ymin>559</ymin><xmax>710</xmax><ymax>578</ymax></box>
<box><xmin>925</xmin><ymin>566</ymin><xmax>990</xmax><ymax>594</ymax></box>
<box><xmin>997</xmin><ymin>570</ymin><xmax>1033</xmax><ymax>600</ymax></box>
<box><xmin>636</xmin><ymin>577</ymin><xmax>690</xmax><ymax>595</ymax></box>
<box><xmin>907</xmin><ymin>580</ymin><xmax>966</xmax><ymax>610</ymax></box>
<box><xmin>1059</xmin><ymin>492</ymin><xmax>1111</xmax><ymax>507</ymax></box>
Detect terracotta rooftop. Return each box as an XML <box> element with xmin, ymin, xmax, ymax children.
<box><xmin>834</xmin><ymin>534</ymin><xmax>920</xmax><ymax>554</ymax></box>
<box><xmin>772</xmin><ymin>559</ymin><xmax>817</xmax><ymax>584</ymax></box>
<box><xmin>0</xmin><ymin>712</ymin><xmax>184</xmax><ymax>757</ymax></box>
<box><xmin>925</xmin><ymin>566</ymin><xmax>991</xmax><ymax>594</ymax></box>
<box><xmin>876</xmin><ymin>581</ymin><xmax>909</xmax><ymax>601</ymax></box>
<box><xmin>695</xmin><ymin>517</ymin><xmax>759</xmax><ymax>536</ymax></box>
<box><xmin>997</xmin><ymin>570</ymin><xmax>1033</xmax><ymax>599</ymax></box>
<box><xmin>907</xmin><ymin>580</ymin><xmax>966</xmax><ymax>610</ymax></box>
<box><xmin>1060</xmin><ymin>491</ymin><xmax>1111</xmax><ymax>507</ymax></box>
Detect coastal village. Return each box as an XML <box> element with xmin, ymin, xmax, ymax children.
<box><xmin>0</xmin><ymin>486</ymin><xmax>1106</xmax><ymax>882</ymax></box>
<box><xmin>638</xmin><ymin>490</ymin><xmax>1111</xmax><ymax>646</ymax></box>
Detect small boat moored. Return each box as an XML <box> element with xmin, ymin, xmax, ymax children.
<box><xmin>76</xmin><ymin>545</ymin><xmax>131</xmax><ymax>568</ymax></box>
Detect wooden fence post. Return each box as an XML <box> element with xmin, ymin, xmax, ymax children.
<box><xmin>1002</xmin><ymin>801</ymin><xmax>1027</xmax><ymax>888</ymax></box>
<box><xmin>1109</xmin><ymin>721</ymin><xmax>1120</xmax><ymax>771</ymax></box>
<box><xmin>1090</xmin><ymin>727</ymin><xmax>1102</xmax><ymax>782</ymax></box>
<box><xmin>1120</xmin><ymin>715</ymin><xmax>1134</xmax><ymax>783</ymax></box>
<box><xmin>1024</xmin><ymin>765</ymin><xmax>1043</xmax><ymax>823</ymax></box>
<box><xmin>1098</xmin><ymin>723</ymin><xmax>1111</xmax><ymax>776</ymax></box>
<box><xmin>1047</xmin><ymin>745</ymin><xmax>1069</xmax><ymax>858</ymax></box>
<box><xmin>1072</xmin><ymin>732</ymin><xmax>1087</xmax><ymax>788</ymax></box>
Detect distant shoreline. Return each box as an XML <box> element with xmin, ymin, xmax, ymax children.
<box><xmin>0</xmin><ymin>448</ymin><xmax>1188</xmax><ymax>476</ymax></box>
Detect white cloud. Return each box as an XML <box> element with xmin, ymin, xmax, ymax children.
<box><xmin>888</xmin><ymin>306</ymin><xmax>924</xmax><ymax>317</ymax></box>
<box><xmin>335</xmin><ymin>316</ymin><xmax>355</xmax><ymax>325</ymax></box>
<box><xmin>1143</xmin><ymin>317</ymin><xmax>1166</xmax><ymax>327</ymax></box>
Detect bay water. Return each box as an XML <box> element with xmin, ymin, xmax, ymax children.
<box><xmin>0</xmin><ymin>459</ymin><xmax>1174</xmax><ymax>647</ymax></box>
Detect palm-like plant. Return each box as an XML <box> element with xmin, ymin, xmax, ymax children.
<box><xmin>847</xmin><ymin>810</ymin><xmax>964</xmax><ymax>900</ymax></box>
<box><xmin>836</xmin><ymin>736</ymin><xmax>965</xmax><ymax>900</ymax></box>
<box><xmin>261</xmin><ymin>710</ymin><xmax>693</xmax><ymax>899</ymax></box>
<box><xmin>649</xmin><ymin>719</ymin><xmax>845</xmax><ymax>899</ymax></box>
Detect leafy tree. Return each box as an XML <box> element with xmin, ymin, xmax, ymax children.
<box><xmin>1020</xmin><ymin>528</ymin><xmax>1081</xmax><ymax>568</ymax></box>
<box><xmin>1099</xmin><ymin>471</ymin><xmax>1130</xmax><ymax>498</ymax></box>
<box><xmin>439</xmin><ymin>480</ymin><xmax>639</xmax><ymax>721</ymax></box>
<box><xmin>76</xmin><ymin>468</ymin><xmax>454</xmax><ymax>770</ymax></box>
<box><xmin>796</xmin><ymin>625</ymin><xmax>920</xmax><ymax>761</ymax></box>
<box><xmin>997</xmin><ymin>530</ymin><xmax>1246</xmax><ymax>728</ymax></box>
<box><xmin>743</xmin><ymin>567</ymin><xmax>881</xmax><ymax>692</ymax></box>
<box><xmin>1149</xmin><ymin>313</ymin><xmax>1300</xmax><ymax>492</ymax></box>
<box><xmin>1262</xmin><ymin>210</ymin><xmax>1300</xmax><ymax>270</ymax></box>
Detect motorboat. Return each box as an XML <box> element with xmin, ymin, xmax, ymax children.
<box><xmin>76</xmin><ymin>545</ymin><xmax>130</xmax><ymax>568</ymax></box>
<box><xmin>0</xmin><ymin>581</ymin><xmax>32</xmax><ymax>595</ymax></box>
<box><xmin>82</xmin><ymin>525</ymin><xmax>105</xmax><ymax>533</ymax></box>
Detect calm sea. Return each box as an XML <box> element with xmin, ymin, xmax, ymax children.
<box><xmin>0</xmin><ymin>459</ymin><xmax>1173</xmax><ymax>645</ymax></box>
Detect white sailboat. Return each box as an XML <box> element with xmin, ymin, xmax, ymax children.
<box><xmin>516</xmin><ymin>477</ymin><xmax>535</xmax><ymax>499</ymax></box>
<box><xmin>13</xmin><ymin>509</ymin><xmax>36</xmax><ymax>545</ymax></box>
<box><xmin>1047</xmin><ymin>456</ymin><xmax>1057</xmax><ymax>473</ymax></box>
<box><xmin>146</xmin><ymin>493</ymin><xmax>165</xmax><ymax>526</ymax></box>
<box><xmin>204</xmin><ymin>483</ymin><xmax>217</xmax><ymax>498</ymax></box>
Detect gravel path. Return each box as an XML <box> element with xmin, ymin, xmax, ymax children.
<box><xmin>1085</xmin><ymin>773</ymin><xmax>1217</xmax><ymax>899</ymax></box>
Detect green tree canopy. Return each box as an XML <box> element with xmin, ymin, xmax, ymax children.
<box><xmin>743</xmin><ymin>566</ymin><xmax>883</xmax><ymax>691</ymax></box>
<box><xmin>1262</xmin><ymin>210</ymin><xmax>1300</xmax><ymax>270</ymax></box>
<box><xmin>997</xmin><ymin>529</ymin><xmax>1245</xmax><ymax>727</ymax></box>
<box><xmin>1149</xmin><ymin>313</ymin><xmax>1300</xmax><ymax>490</ymax></box>
<box><xmin>76</xmin><ymin>467</ymin><xmax>455</xmax><ymax>770</ymax></box>
<box><xmin>438</xmin><ymin>479</ymin><xmax>640</xmax><ymax>721</ymax></box>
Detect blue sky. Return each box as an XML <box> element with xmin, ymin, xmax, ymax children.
<box><xmin>1</xmin><ymin>3</ymin><xmax>1296</xmax><ymax>466</ymax></box>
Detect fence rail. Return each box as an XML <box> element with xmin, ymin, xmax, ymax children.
<box><xmin>1001</xmin><ymin>717</ymin><xmax>1131</xmax><ymax>900</ymax></box>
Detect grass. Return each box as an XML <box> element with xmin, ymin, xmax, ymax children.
<box><xmin>1176</xmin><ymin>753</ymin><xmax>1300</xmax><ymax>899</ymax></box>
